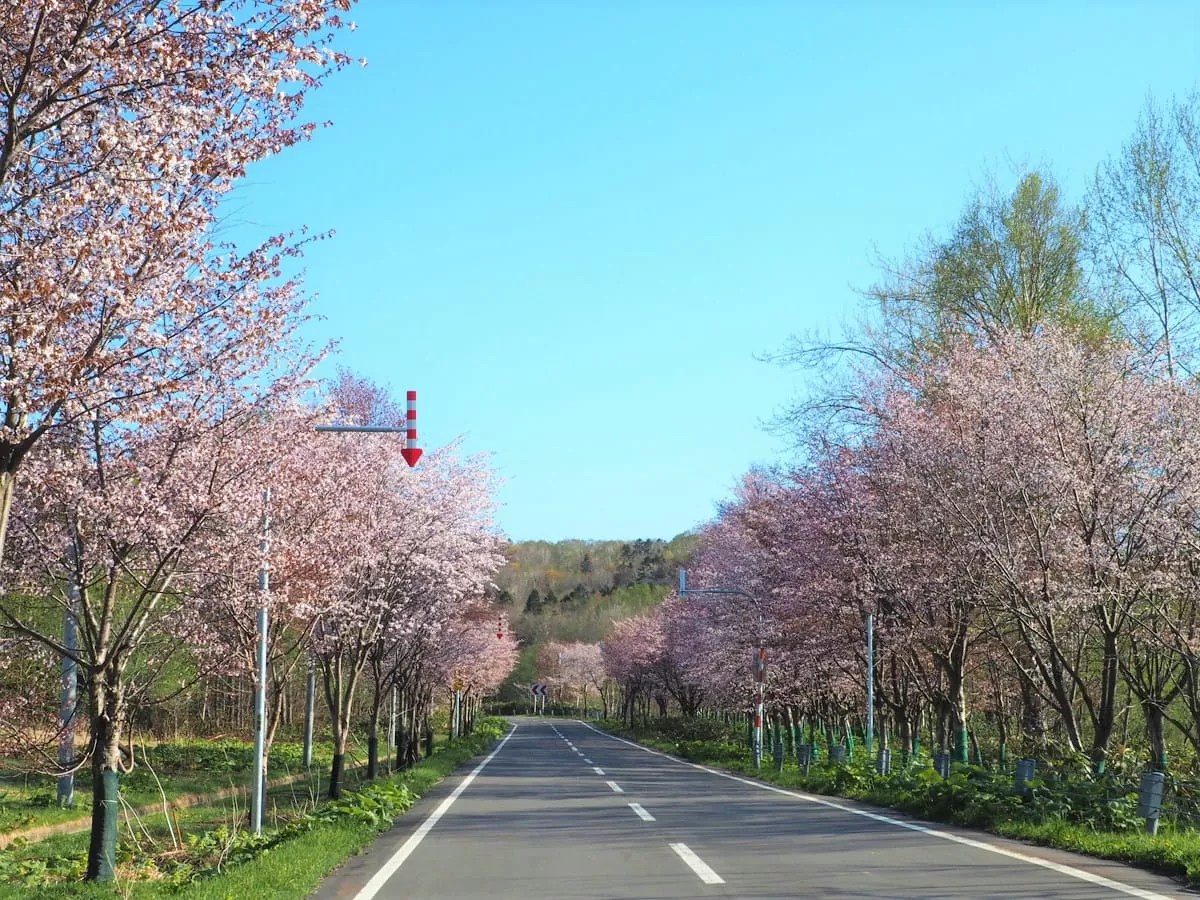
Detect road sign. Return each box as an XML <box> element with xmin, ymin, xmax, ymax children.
<box><xmin>400</xmin><ymin>391</ymin><xmax>423</xmax><ymax>467</ymax></box>
<box><xmin>530</xmin><ymin>683</ymin><xmax>548</xmax><ymax>697</ymax></box>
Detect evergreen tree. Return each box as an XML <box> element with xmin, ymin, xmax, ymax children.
<box><xmin>525</xmin><ymin>589</ymin><xmax>543</xmax><ymax>615</ymax></box>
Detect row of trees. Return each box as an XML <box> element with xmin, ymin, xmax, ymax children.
<box><xmin>601</xmin><ymin>94</ymin><xmax>1200</xmax><ymax>775</ymax></box>
<box><xmin>0</xmin><ymin>0</ymin><xmax>517</xmax><ymax>882</ymax></box>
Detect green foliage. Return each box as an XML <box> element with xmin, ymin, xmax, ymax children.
<box><xmin>313</xmin><ymin>782</ymin><xmax>415</xmax><ymax>829</ymax></box>
<box><xmin>871</xmin><ymin>169</ymin><xmax>1112</xmax><ymax>366</ymax></box>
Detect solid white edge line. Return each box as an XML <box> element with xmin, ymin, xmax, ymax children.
<box><xmin>670</xmin><ymin>842</ymin><xmax>725</xmax><ymax>885</ymax></box>
<box><xmin>607</xmin><ymin>780</ymin><xmax>624</xmax><ymax>793</ymax></box>
<box><xmin>352</xmin><ymin>724</ymin><xmax>519</xmax><ymax>900</ymax></box>
<box><xmin>628</xmin><ymin>802</ymin><xmax>655</xmax><ymax>821</ymax></box>
<box><xmin>579</xmin><ymin>722</ymin><xmax>1172</xmax><ymax>900</ymax></box>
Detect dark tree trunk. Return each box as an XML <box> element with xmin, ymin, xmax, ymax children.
<box><xmin>329</xmin><ymin>752</ymin><xmax>345</xmax><ymax>800</ymax></box>
<box><xmin>85</xmin><ymin>673</ymin><xmax>124</xmax><ymax>881</ymax></box>
<box><xmin>1145</xmin><ymin>701</ymin><xmax>1167</xmax><ymax>771</ymax></box>
<box><xmin>1090</xmin><ymin>628</ymin><xmax>1120</xmax><ymax>774</ymax></box>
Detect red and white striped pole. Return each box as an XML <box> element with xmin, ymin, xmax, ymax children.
<box><xmin>401</xmin><ymin>390</ymin><xmax>422</xmax><ymax>467</ymax></box>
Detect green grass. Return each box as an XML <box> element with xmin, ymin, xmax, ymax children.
<box><xmin>0</xmin><ymin>719</ymin><xmax>508</xmax><ymax>898</ymax></box>
<box><xmin>0</xmin><ymin>739</ymin><xmax>338</xmax><ymax>835</ymax></box>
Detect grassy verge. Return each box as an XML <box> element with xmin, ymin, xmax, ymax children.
<box><xmin>0</xmin><ymin>739</ymin><xmax>337</xmax><ymax>835</ymax></box>
<box><xmin>0</xmin><ymin>718</ymin><xmax>507</xmax><ymax>898</ymax></box>
<box><xmin>596</xmin><ymin>718</ymin><xmax>1200</xmax><ymax>888</ymax></box>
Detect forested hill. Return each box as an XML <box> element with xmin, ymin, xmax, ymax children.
<box><xmin>492</xmin><ymin>535</ymin><xmax>698</xmax><ymax>700</ymax></box>
<box><xmin>495</xmin><ymin>535</ymin><xmax>697</xmax><ymax>613</ymax></box>
<box><xmin>492</xmin><ymin>535</ymin><xmax>698</xmax><ymax>649</ymax></box>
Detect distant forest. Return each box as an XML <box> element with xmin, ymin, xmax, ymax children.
<box><xmin>492</xmin><ymin>535</ymin><xmax>698</xmax><ymax>698</ymax></box>
<box><xmin>495</xmin><ymin>536</ymin><xmax>697</xmax><ymax>624</ymax></box>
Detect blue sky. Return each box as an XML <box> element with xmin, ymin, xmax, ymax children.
<box><xmin>234</xmin><ymin>0</ymin><xmax>1198</xmax><ymax>541</ymax></box>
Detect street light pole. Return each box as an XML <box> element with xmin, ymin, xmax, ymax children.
<box><xmin>252</xmin><ymin>494</ymin><xmax>273</xmax><ymax>840</ymax></box>
<box><xmin>251</xmin><ymin>489</ymin><xmax>271</xmax><ymax>835</ymax></box>
<box><xmin>57</xmin><ymin>538</ymin><xmax>81</xmax><ymax>808</ymax></box>
<box><xmin>303</xmin><ymin>654</ymin><xmax>316</xmax><ymax>768</ymax></box>
<box><xmin>866</xmin><ymin>612</ymin><xmax>874</xmax><ymax>758</ymax></box>
<box><xmin>678</xmin><ymin>569</ymin><xmax>766</xmax><ymax>769</ymax></box>
<box><xmin>249</xmin><ymin>394</ymin><xmax>422</xmax><ymax>836</ymax></box>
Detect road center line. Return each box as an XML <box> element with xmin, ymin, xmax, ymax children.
<box><xmin>607</xmin><ymin>781</ymin><xmax>624</xmax><ymax>793</ymax></box>
<box><xmin>580</xmin><ymin>722</ymin><xmax>1172</xmax><ymax>900</ymax></box>
<box><xmin>670</xmin><ymin>842</ymin><xmax>725</xmax><ymax>885</ymax></box>
<box><xmin>593</xmin><ymin>766</ymin><xmax>605</xmax><ymax>775</ymax></box>
<box><xmin>628</xmin><ymin>802</ymin><xmax>655</xmax><ymax>821</ymax></box>
<box><xmin>351</xmin><ymin>724</ymin><xmax>518</xmax><ymax>900</ymax></box>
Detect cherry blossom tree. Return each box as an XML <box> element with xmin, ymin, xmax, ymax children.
<box><xmin>2</xmin><ymin>391</ymin><xmax>297</xmax><ymax>877</ymax></box>
<box><xmin>0</xmin><ymin>1</ymin><xmax>358</xmax><ymax>569</ymax></box>
<box><xmin>0</xmin><ymin>3</ymin><xmax>362</xmax><ymax>879</ymax></box>
<box><xmin>428</xmin><ymin>601</ymin><xmax>518</xmax><ymax>735</ymax></box>
<box><xmin>601</xmin><ymin>615</ymin><xmax>662</xmax><ymax>725</ymax></box>
<box><xmin>651</xmin><ymin>323</ymin><xmax>1200</xmax><ymax>772</ymax></box>
<box><xmin>308</xmin><ymin>427</ymin><xmax>504</xmax><ymax>797</ymax></box>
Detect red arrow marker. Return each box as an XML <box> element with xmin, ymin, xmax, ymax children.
<box><xmin>401</xmin><ymin>390</ymin><xmax>422</xmax><ymax>467</ymax></box>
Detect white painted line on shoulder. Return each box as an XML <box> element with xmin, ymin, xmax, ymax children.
<box><xmin>607</xmin><ymin>781</ymin><xmax>624</xmax><ymax>793</ymax></box>
<box><xmin>628</xmin><ymin>802</ymin><xmax>655</xmax><ymax>821</ymax></box>
<box><xmin>670</xmin><ymin>842</ymin><xmax>724</xmax><ymax>885</ymax></box>
<box><xmin>578</xmin><ymin>722</ymin><xmax>1171</xmax><ymax>900</ymax></box>
<box><xmin>593</xmin><ymin>766</ymin><xmax>605</xmax><ymax>775</ymax></box>
<box><xmin>352</xmin><ymin>724</ymin><xmax>518</xmax><ymax>900</ymax></box>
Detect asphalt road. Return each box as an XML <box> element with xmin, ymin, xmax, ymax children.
<box><xmin>312</xmin><ymin>717</ymin><xmax>1192</xmax><ymax>899</ymax></box>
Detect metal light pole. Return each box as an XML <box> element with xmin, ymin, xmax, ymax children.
<box><xmin>678</xmin><ymin>569</ymin><xmax>766</xmax><ymax>769</ymax></box>
<box><xmin>752</xmin><ymin>648</ymin><xmax>766</xmax><ymax>769</ymax></box>
<box><xmin>251</xmin><ymin>489</ymin><xmax>271</xmax><ymax>835</ymax></box>
<box><xmin>57</xmin><ymin>539</ymin><xmax>81</xmax><ymax>808</ymax></box>
<box><xmin>249</xmin><ymin>394</ymin><xmax>422</xmax><ymax>834</ymax></box>
<box><xmin>302</xmin><ymin>654</ymin><xmax>316</xmax><ymax>768</ymax></box>
<box><xmin>866</xmin><ymin>612</ymin><xmax>874</xmax><ymax>757</ymax></box>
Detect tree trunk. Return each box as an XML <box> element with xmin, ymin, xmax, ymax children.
<box><xmin>330</xmin><ymin>750</ymin><xmax>345</xmax><ymax>800</ymax></box>
<box><xmin>947</xmin><ymin>634</ymin><xmax>970</xmax><ymax>764</ymax></box>
<box><xmin>1145</xmin><ymin>701</ymin><xmax>1167</xmax><ymax>772</ymax></box>
<box><xmin>367</xmin><ymin>702</ymin><xmax>381</xmax><ymax>780</ymax></box>
<box><xmin>400</xmin><ymin>703</ymin><xmax>413</xmax><ymax>767</ymax></box>
<box><xmin>1089</xmin><ymin>627</ymin><xmax>1120</xmax><ymax>774</ymax></box>
<box><xmin>85</xmin><ymin>674</ymin><xmax>124</xmax><ymax>881</ymax></box>
<box><xmin>0</xmin><ymin>469</ymin><xmax>17</xmax><ymax>571</ymax></box>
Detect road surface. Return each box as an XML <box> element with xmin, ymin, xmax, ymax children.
<box><xmin>313</xmin><ymin>717</ymin><xmax>1189</xmax><ymax>899</ymax></box>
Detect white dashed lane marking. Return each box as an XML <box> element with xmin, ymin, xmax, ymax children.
<box><xmin>670</xmin><ymin>843</ymin><xmax>724</xmax><ymax>885</ymax></box>
<box><xmin>628</xmin><ymin>803</ymin><xmax>655</xmax><ymax>822</ymax></box>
